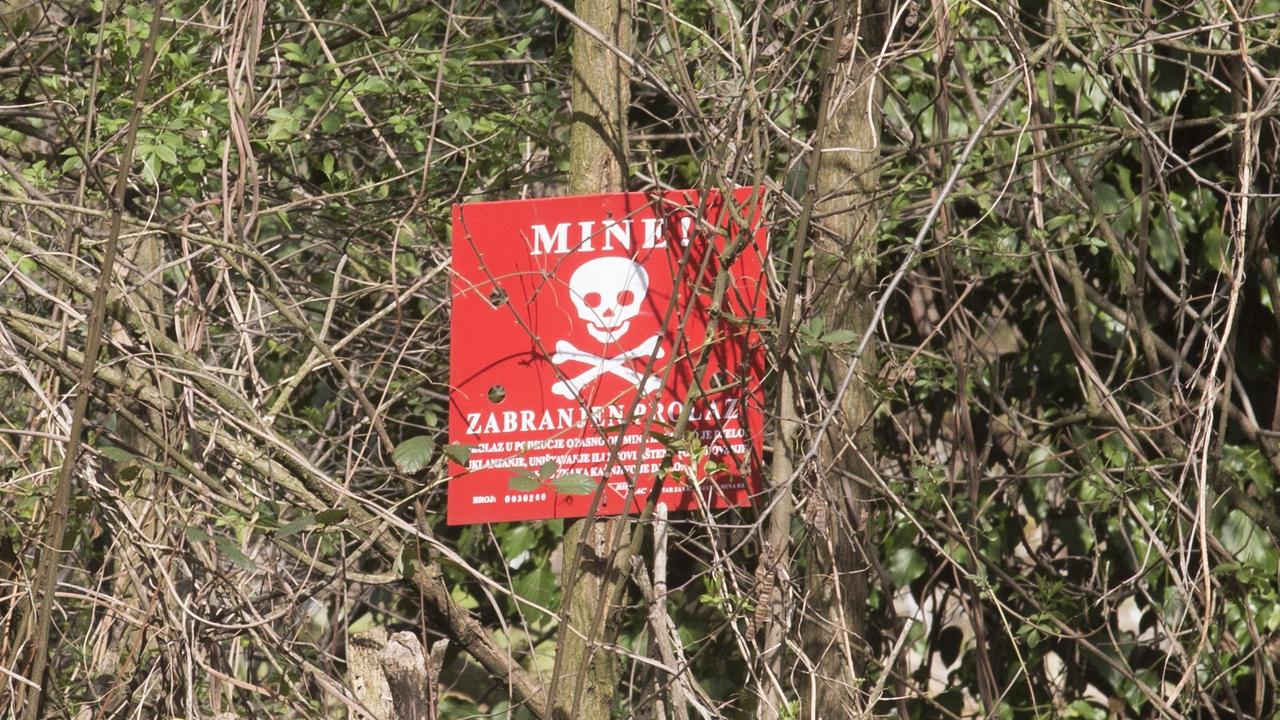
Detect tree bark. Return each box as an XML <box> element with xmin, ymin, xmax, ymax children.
<box><xmin>85</xmin><ymin>179</ymin><xmax>178</xmax><ymax>714</ymax></box>
<box><xmin>17</xmin><ymin>3</ymin><xmax>166</xmax><ymax>716</ymax></box>
<box><xmin>382</xmin><ymin>631</ymin><xmax>433</xmax><ymax>720</ymax></box>
<box><xmin>347</xmin><ymin>628</ymin><xmax>439</xmax><ymax>720</ymax></box>
<box><xmin>349</xmin><ymin>627</ymin><xmax>396</xmax><ymax>720</ymax></box>
<box><xmin>551</xmin><ymin>1</ymin><xmax>630</xmax><ymax>718</ymax></box>
<box><xmin>802</xmin><ymin>2</ymin><xmax>885</xmax><ymax>716</ymax></box>
<box><xmin>567</xmin><ymin>0</ymin><xmax>629</xmax><ymax>198</ymax></box>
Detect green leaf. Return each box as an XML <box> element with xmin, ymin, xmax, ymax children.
<box><xmin>1045</xmin><ymin>215</ymin><xmax>1072</xmax><ymax>231</ymax></box>
<box><xmin>451</xmin><ymin>583</ymin><xmax>479</xmax><ymax>610</ymax></box>
<box><xmin>140</xmin><ymin>155</ymin><xmax>157</xmax><ymax>185</ymax></box>
<box><xmin>513</xmin><ymin>562</ymin><xmax>556</xmax><ymax>625</ymax></box>
<box><xmin>508</xmin><ymin>472</ymin><xmax>542</xmax><ymax>492</ymax></box>
<box><xmin>98</xmin><ymin>446</ymin><xmax>137</xmax><ymax>465</ymax></box>
<box><xmin>266</xmin><ymin>106</ymin><xmax>300</xmax><ymax>141</ymax></box>
<box><xmin>500</xmin><ymin>524</ymin><xmax>536</xmax><ymax>558</ymax></box>
<box><xmin>214</xmin><ymin>535</ymin><xmax>257</xmax><ymax>572</ymax></box>
<box><xmin>538</xmin><ymin>460</ymin><xmax>558</xmax><ymax>478</ymax></box>
<box><xmin>553</xmin><ymin>473</ymin><xmax>596</xmax><ymax>496</ymax></box>
<box><xmin>1025</xmin><ymin>446</ymin><xmax>1061</xmax><ymax>476</ymax></box>
<box><xmin>275</xmin><ymin>514</ymin><xmax>315</xmax><ymax>538</ymax></box>
<box><xmin>279</xmin><ymin>42</ymin><xmax>307</xmax><ymax>63</ymax></box>
<box><xmin>393</xmin><ymin>435</ymin><xmax>435</xmax><ymax>473</ymax></box>
<box><xmin>316</xmin><ymin>508</ymin><xmax>348</xmax><ymax>525</ymax></box>
<box><xmin>443</xmin><ymin>443</ymin><xmax>471</xmax><ymax>465</ymax></box>
<box><xmin>448</xmin><ymin>112</ymin><xmax>472</xmax><ymax>133</ymax></box>
<box><xmin>821</xmin><ymin>329</ymin><xmax>859</xmax><ymax>345</ymax></box>
<box><xmin>1220</xmin><ymin>509</ymin><xmax>1269</xmax><ymax>566</ymax></box>
<box><xmin>184</xmin><ymin>526</ymin><xmax>210</xmax><ymax>543</ymax></box>
<box><xmin>888</xmin><ymin>546</ymin><xmax>927</xmax><ymax>587</ymax></box>
<box><xmin>151</xmin><ymin>143</ymin><xmax>178</xmax><ymax>166</ymax></box>
<box><xmin>1064</xmin><ymin>700</ymin><xmax>1107</xmax><ymax>720</ymax></box>
<box><xmin>1202</xmin><ymin>224</ymin><xmax>1227</xmax><ymax>271</ymax></box>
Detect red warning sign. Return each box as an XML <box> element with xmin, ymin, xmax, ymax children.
<box><xmin>448</xmin><ymin>188</ymin><xmax>767</xmax><ymax>525</ymax></box>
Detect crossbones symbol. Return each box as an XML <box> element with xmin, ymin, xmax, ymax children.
<box><xmin>551</xmin><ymin>334</ymin><xmax>665</xmax><ymax>399</ymax></box>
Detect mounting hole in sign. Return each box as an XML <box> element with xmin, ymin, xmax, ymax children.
<box><xmin>487</xmin><ymin>385</ymin><xmax>507</xmax><ymax>403</ymax></box>
<box><xmin>488</xmin><ymin>287</ymin><xmax>508</xmax><ymax>307</ymax></box>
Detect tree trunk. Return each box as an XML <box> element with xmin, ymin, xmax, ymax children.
<box><xmin>550</xmin><ymin>0</ymin><xmax>629</xmax><ymax>712</ymax></box>
<box><xmin>551</xmin><ymin>1</ymin><xmax>631</xmax><ymax>719</ymax></box>
<box><xmin>802</xmin><ymin>2</ymin><xmax>885</xmax><ymax>716</ymax></box>
<box><xmin>348</xmin><ymin>628</ymin><xmax>442</xmax><ymax>720</ymax></box>
<box><xmin>85</xmin><ymin>210</ymin><xmax>176</xmax><ymax>712</ymax></box>
<box><xmin>349</xmin><ymin>627</ymin><xmax>397</xmax><ymax>719</ymax></box>
<box><xmin>567</xmin><ymin>0</ymin><xmax>629</xmax><ymax>198</ymax></box>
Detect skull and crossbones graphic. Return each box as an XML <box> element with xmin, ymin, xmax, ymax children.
<box><xmin>551</xmin><ymin>257</ymin><xmax>665</xmax><ymax>399</ymax></box>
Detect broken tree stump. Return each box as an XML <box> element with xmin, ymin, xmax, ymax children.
<box><xmin>348</xmin><ymin>626</ymin><xmax>446</xmax><ymax>720</ymax></box>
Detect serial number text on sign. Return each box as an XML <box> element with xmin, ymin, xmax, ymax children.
<box><xmin>447</xmin><ymin>188</ymin><xmax>767</xmax><ymax>525</ymax></box>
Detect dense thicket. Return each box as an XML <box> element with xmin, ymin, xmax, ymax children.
<box><xmin>1</xmin><ymin>1</ymin><xmax>1278</xmax><ymax>718</ymax></box>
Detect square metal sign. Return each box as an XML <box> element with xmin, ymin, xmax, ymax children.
<box><xmin>447</xmin><ymin>188</ymin><xmax>767</xmax><ymax>524</ymax></box>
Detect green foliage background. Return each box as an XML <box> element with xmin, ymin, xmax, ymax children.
<box><xmin>1</xmin><ymin>0</ymin><xmax>1278</xmax><ymax>718</ymax></box>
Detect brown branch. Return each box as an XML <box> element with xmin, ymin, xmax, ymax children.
<box><xmin>18</xmin><ymin>3</ymin><xmax>165</xmax><ymax>717</ymax></box>
<box><xmin>0</xmin><ymin>240</ymin><xmax>553</xmax><ymax>720</ymax></box>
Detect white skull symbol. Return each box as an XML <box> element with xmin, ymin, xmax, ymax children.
<box><xmin>568</xmin><ymin>257</ymin><xmax>649</xmax><ymax>343</ymax></box>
